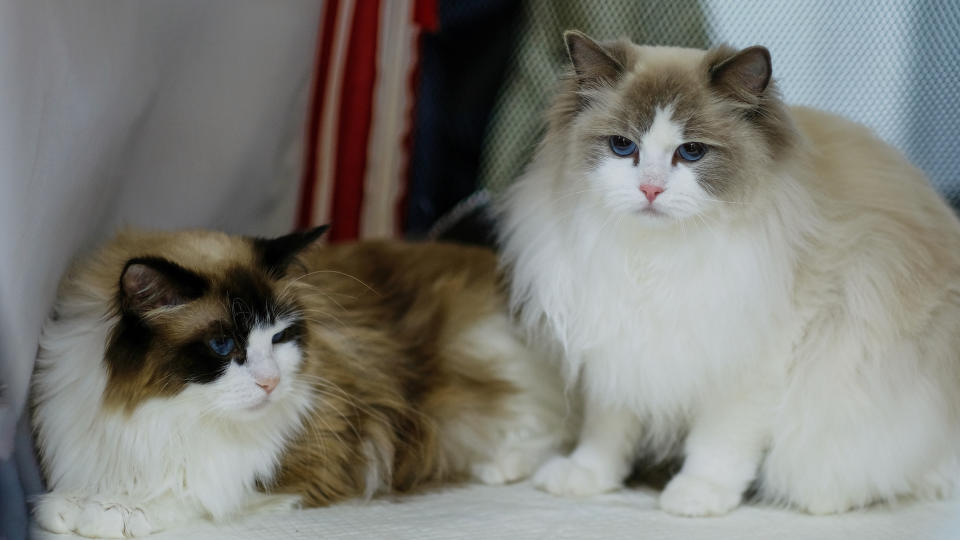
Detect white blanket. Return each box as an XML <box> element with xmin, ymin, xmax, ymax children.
<box><xmin>34</xmin><ymin>483</ymin><xmax>960</xmax><ymax>540</ymax></box>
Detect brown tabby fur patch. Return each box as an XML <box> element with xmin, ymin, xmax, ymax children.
<box><xmin>271</xmin><ymin>241</ymin><xmax>514</xmax><ymax>504</ymax></box>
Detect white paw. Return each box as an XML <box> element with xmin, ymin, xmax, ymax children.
<box><xmin>34</xmin><ymin>495</ymin><xmax>152</xmax><ymax>538</ymax></box>
<box><xmin>532</xmin><ymin>455</ymin><xmax>622</xmax><ymax>497</ymax></box>
<box><xmin>246</xmin><ymin>494</ymin><xmax>303</xmax><ymax>514</ymax></box>
<box><xmin>472</xmin><ymin>463</ymin><xmax>509</xmax><ymax>485</ymax></box>
<box><xmin>471</xmin><ymin>450</ymin><xmax>540</xmax><ymax>485</ymax></box>
<box><xmin>34</xmin><ymin>494</ymin><xmax>82</xmax><ymax>534</ymax></box>
<box><xmin>74</xmin><ymin>501</ymin><xmax>127</xmax><ymax>538</ymax></box>
<box><xmin>660</xmin><ymin>474</ymin><xmax>741</xmax><ymax>517</ymax></box>
<box><xmin>795</xmin><ymin>493</ymin><xmax>856</xmax><ymax>515</ymax></box>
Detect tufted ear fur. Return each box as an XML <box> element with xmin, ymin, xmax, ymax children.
<box><xmin>709</xmin><ymin>46</ymin><xmax>772</xmax><ymax>104</ymax></box>
<box><xmin>564</xmin><ymin>30</ymin><xmax>625</xmax><ymax>85</ymax></box>
<box><xmin>120</xmin><ymin>257</ymin><xmax>207</xmax><ymax>315</ymax></box>
<box><xmin>253</xmin><ymin>225</ymin><xmax>329</xmax><ymax>278</ymax></box>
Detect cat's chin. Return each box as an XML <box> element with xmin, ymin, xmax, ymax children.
<box><xmin>629</xmin><ymin>206</ymin><xmax>681</xmax><ymax>227</ymax></box>
<box><xmin>638</xmin><ymin>206</ymin><xmax>669</xmax><ymax>218</ymax></box>
<box><xmin>225</xmin><ymin>396</ymin><xmax>280</xmax><ymax>421</ymax></box>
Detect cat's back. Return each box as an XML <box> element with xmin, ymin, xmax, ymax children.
<box><xmin>290</xmin><ymin>240</ymin><xmax>504</xmax><ymax>350</ymax></box>
<box><xmin>791</xmin><ymin>105</ymin><xmax>960</xmax><ymax>258</ymax></box>
<box><xmin>788</xmin><ymin>106</ymin><xmax>960</xmax><ymax>339</ymax></box>
<box><xmin>791</xmin><ymin>106</ymin><xmax>959</xmax><ymax>229</ymax></box>
<box><xmin>302</xmin><ymin>240</ymin><xmax>497</xmax><ymax>284</ymax></box>
<box><xmin>295</xmin><ymin>240</ymin><xmax>501</xmax><ymax>304</ymax></box>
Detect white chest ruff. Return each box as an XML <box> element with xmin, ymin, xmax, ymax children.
<box><xmin>509</xmin><ymin>202</ymin><xmax>796</xmax><ymax>418</ymax></box>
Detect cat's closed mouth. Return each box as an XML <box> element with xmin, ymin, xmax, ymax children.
<box><xmin>638</xmin><ymin>205</ymin><xmax>667</xmax><ymax>217</ymax></box>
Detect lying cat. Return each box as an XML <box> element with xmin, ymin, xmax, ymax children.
<box><xmin>498</xmin><ymin>31</ymin><xmax>960</xmax><ymax>516</ymax></box>
<box><xmin>31</xmin><ymin>227</ymin><xmax>570</xmax><ymax>537</ymax></box>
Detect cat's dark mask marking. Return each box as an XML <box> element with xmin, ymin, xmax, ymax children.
<box><xmin>107</xmin><ymin>258</ymin><xmax>210</xmax><ymax>390</ymax></box>
<box><xmin>253</xmin><ymin>225</ymin><xmax>329</xmax><ymax>278</ymax></box>
<box><xmin>176</xmin><ymin>321</ymin><xmax>246</xmax><ymax>384</ymax></box>
<box><xmin>222</xmin><ymin>266</ymin><xmax>284</xmax><ymax>330</ymax></box>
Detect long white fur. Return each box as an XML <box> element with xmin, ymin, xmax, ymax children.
<box><xmin>500</xmin><ymin>58</ymin><xmax>960</xmax><ymax>516</ymax></box>
<box><xmin>444</xmin><ymin>312</ymin><xmax>574</xmax><ymax>486</ymax></box>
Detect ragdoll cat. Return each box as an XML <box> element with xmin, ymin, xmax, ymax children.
<box><xmin>498</xmin><ymin>30</ymin><xmax>960</xmax><ymax>516</ymax></box>
<box><xmin>32</xmin><ymin>227</ymin><xmax>570</xmax><ymax>537</ymax></box>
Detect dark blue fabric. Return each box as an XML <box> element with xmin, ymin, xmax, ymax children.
<box><xmin>1</xmin><ymin>411</ymin><xmax>43</xmax><ymax>540</ymax></box>
<box><xmin>404</xmin><ymin>0</ymin><xmax>522</xmax><ymax>236</ymax></box>
<box><xmin>0</xmin><ymin>457</ymin><xmax>27</xmax><ymax>540</ymax></box>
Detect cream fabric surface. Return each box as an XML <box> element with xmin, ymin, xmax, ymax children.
<box><xmin>34</xmin><ymin>483</ymin><xmax>960</xmax><ymax>540</ymax></box>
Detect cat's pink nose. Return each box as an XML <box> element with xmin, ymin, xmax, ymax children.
<box><xmin>256</xmin><ymin>376</ymin><xmax>279</xmax><ymax>394</ymax></box>
<box><xmin>639</xmin><ymin>184</ymin><xmax>664</xmax><ymax>202</ymax></box>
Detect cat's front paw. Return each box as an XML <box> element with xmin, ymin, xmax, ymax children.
<box><xmin>74</xmin><ymin>501</ymin><xmax>150</xmax><ymax>538</ymax></box>
<box><xmin>471</xmin><ymin>449</ymin><xmax>543</xmax><ymax>485</ymax></box>
<box><xmin>659</xmin><ymin>474</ymin><xmax>741</xmax><ymax>517</ymax></box>
<box><xmin>35</xmin><ymin>495</ymin><xmax>152</xmax><ymax>538</ymax></box>
<box><xmin>34</xmin><ymin>494</ymin><xmax>83</xmax><ymax>534</ymax></box>
<box><xmin>532</xmin><ymin>455</ymin><xmax>622</xmax><ymax>497</ymax></box>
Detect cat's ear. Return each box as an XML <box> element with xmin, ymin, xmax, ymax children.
<box><xmin>253</xmin><ymin>225</ymin><xmax>329</xmax><ymax>277</ymax></box>
<box><xmin>120</xmin><ymin>257</ymin><xmax>208</xmax><ymax>315</ymax></box>
<box><xmin>709</xmin><ymin>46</ymin><xmax>772</xmax><ymax>104</ymax></box>
<box><xmin>564</xmin><ymin>30</ymin><xmax>624</xmax><ymax>84</ymax></box>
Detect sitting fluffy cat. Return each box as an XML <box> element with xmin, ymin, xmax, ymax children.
<box><xmin>498</xmin><ymin>31</ymin><xmax>960</xmax><ymax>516</ymax></box>
<box><xmin>32</xmin><ymin>227</ymin><xmax>570</xmax><ymax>537</ymax></box>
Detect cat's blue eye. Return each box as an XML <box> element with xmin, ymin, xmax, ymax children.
<box><xmin>271</xmin><ymin>328</ymin><xmax>289</xmax><ymax>344</ymax></box>
<box><xmin>208</xmin><ymin>337</ymin><xmax>235</xmax><ymax>356</ymax></box>
<box><xmin>676</xmin><ymin>142</ymin><xmax>707</xmax><ymax>162</ymax></box>
<box><xmin>608</xmin><ymin>135</ymin><xmax>637</xmax><ymax>157</ymax></box>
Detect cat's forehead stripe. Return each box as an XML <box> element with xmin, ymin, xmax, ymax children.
<box><xmin>621</xmin><ymin>66</ymin><xmax>705</xmax><ymax>137</ymax></box>
<box><xmin>640</xmin><ymin>106</ymin><xmax>684</xmax><ymax>154</ymax></box>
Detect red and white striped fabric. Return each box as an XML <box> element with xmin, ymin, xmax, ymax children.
<box><xmin>297</xmin><ymin>0</ymin><xmax>437</xmax><ymax>242</ymax></box>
